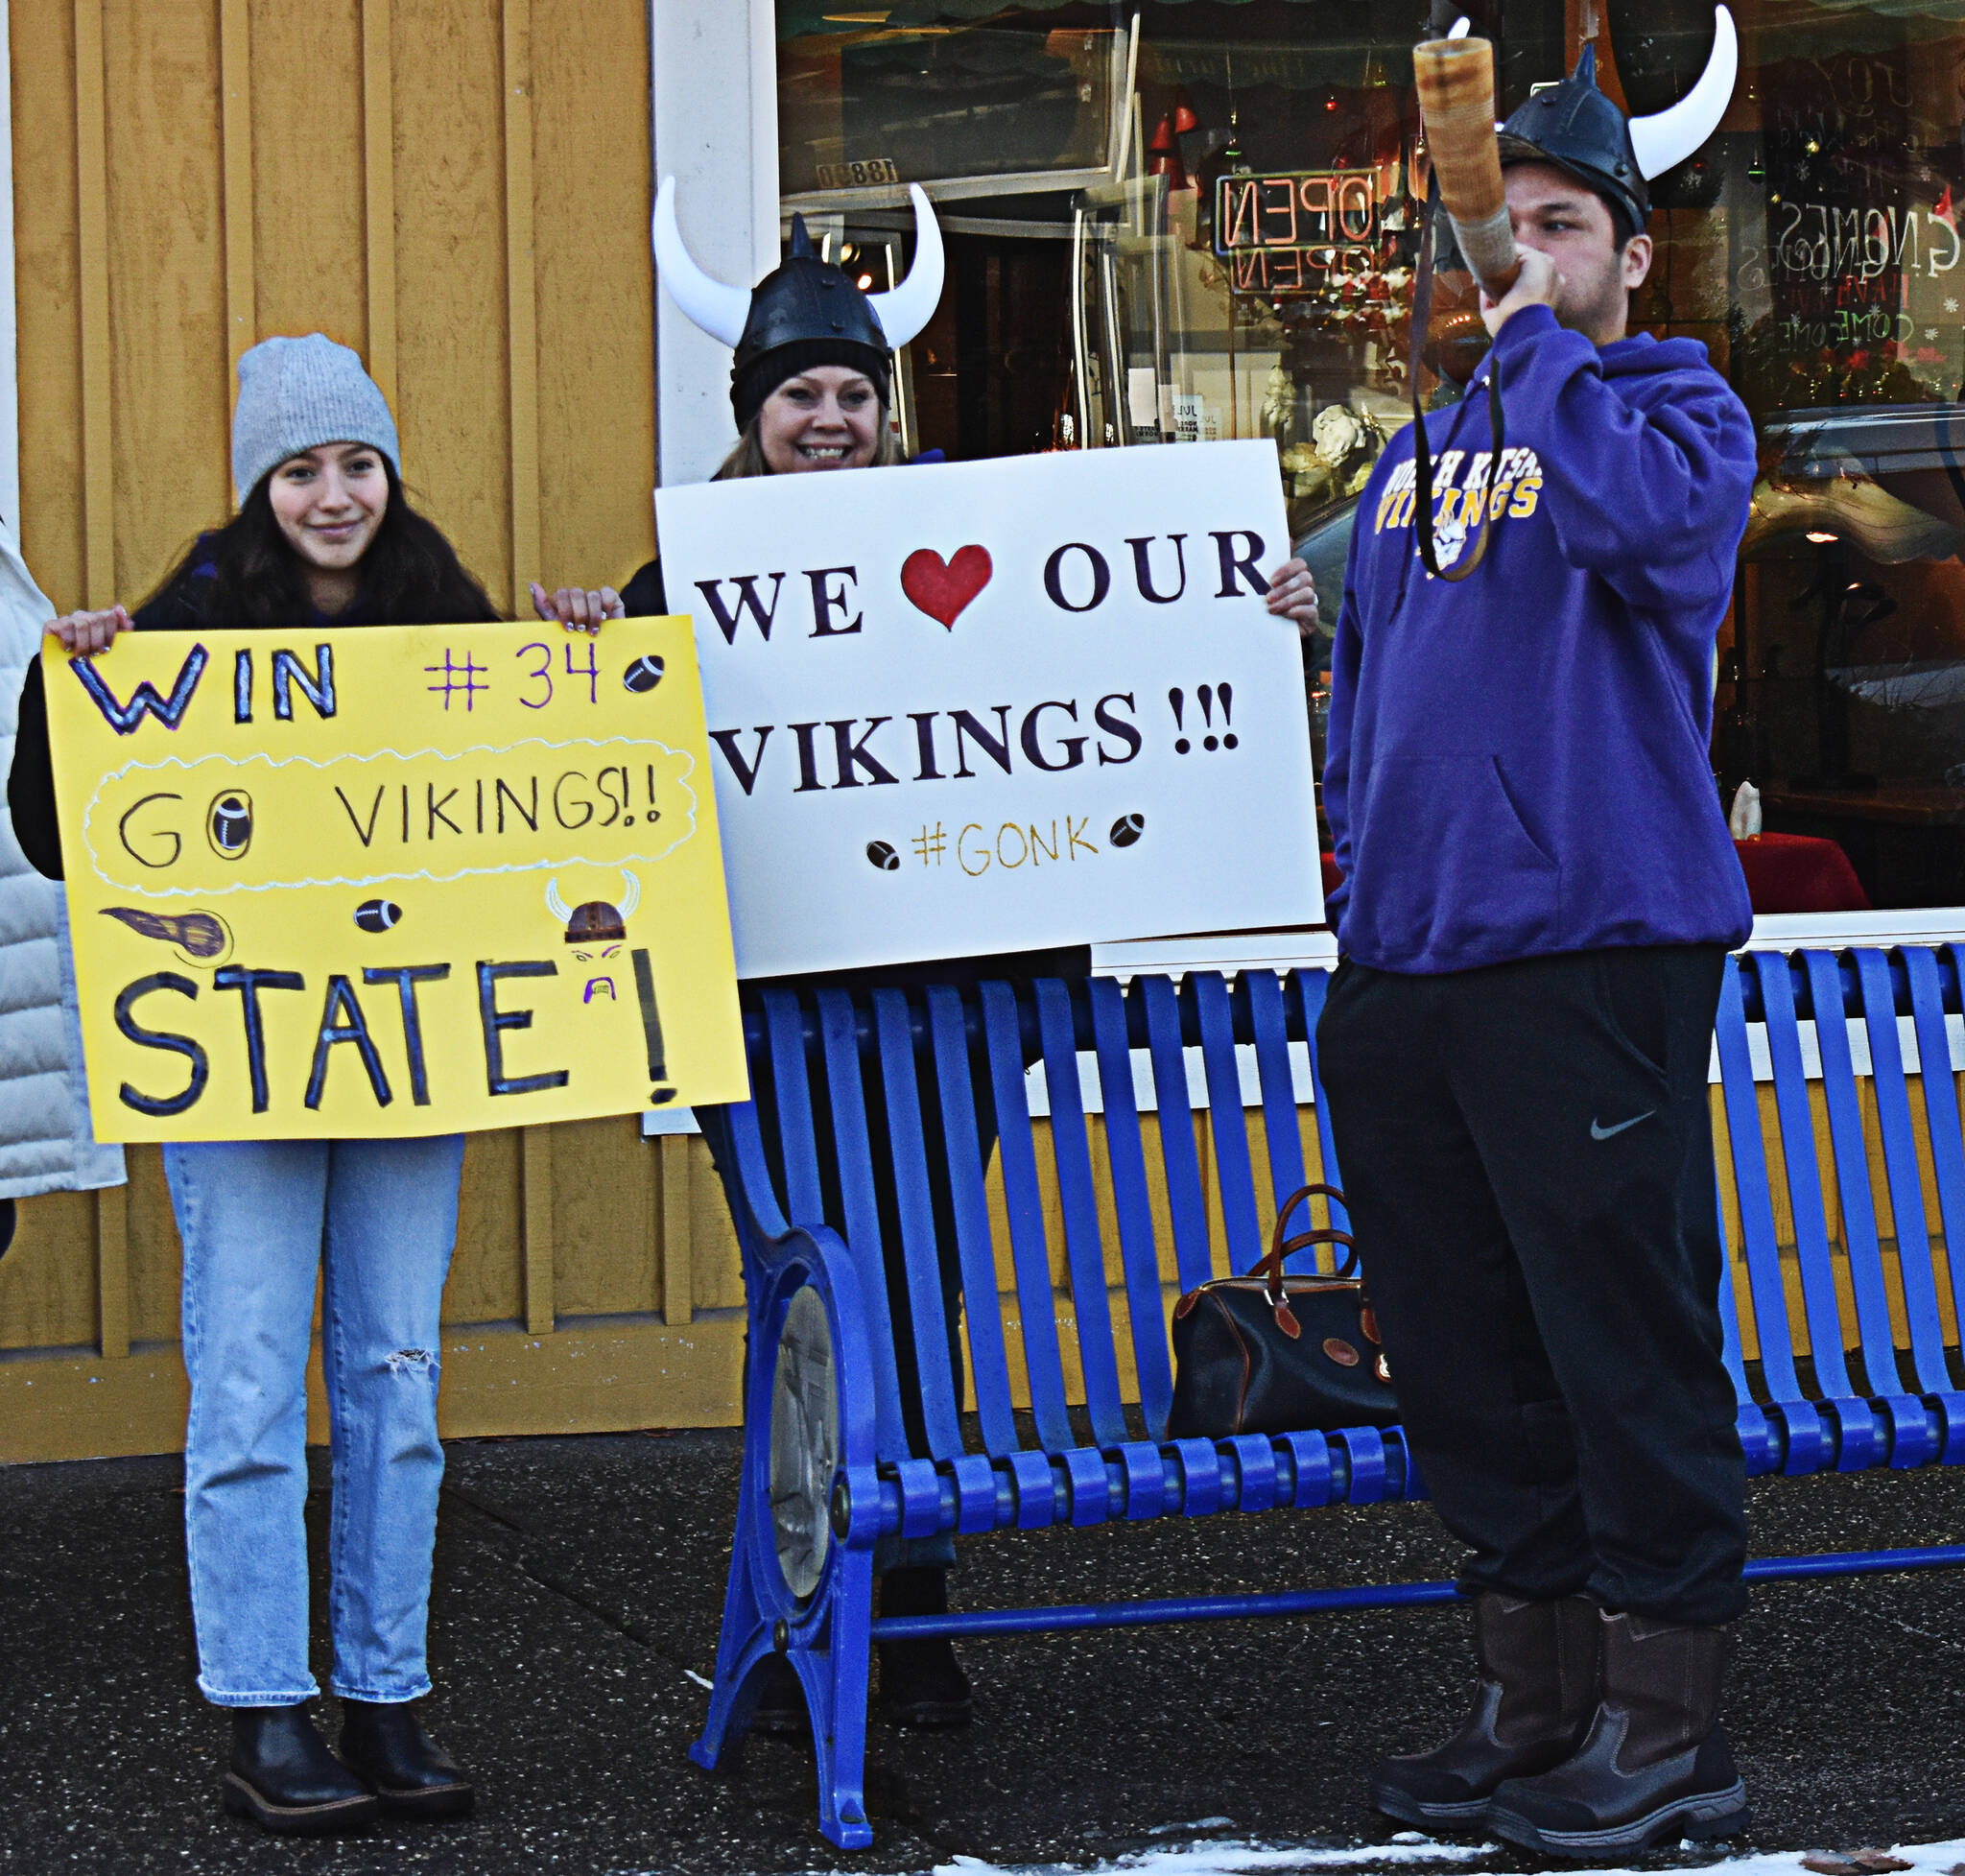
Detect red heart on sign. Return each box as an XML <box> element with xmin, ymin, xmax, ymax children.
<box><xmin>901</xmin><ymin>545</ymin><xmax>993</xmax><ymax>629</ymax></box>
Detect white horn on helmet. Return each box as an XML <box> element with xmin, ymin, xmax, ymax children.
<box><xmin>1627</xmin><ymin>5</ymin><xmax>1737</xmax><ymax>180</ymax></box>
<box><xmin>1448</xmin><ymin>16</ymin><xmax>1471</xmax><ymax>36</ymax></box>
<box><xmin>618</xmin><ymin>870</ymin><xmax>641</xmax><ymax>918</ymax></box>
<box><xmin>864</xmin><ymin>184</ymin><xmax>945</xmax><ymax>349</ymax></box>
<box><xmin>652</xmin><ymin>175</ymin><xmax>751</xmax><ymax>348</ymax></box>
<box><xmin>545</xmin><ymin>877</ymin><xmax>572</xmax><ymax>923</ymax></box>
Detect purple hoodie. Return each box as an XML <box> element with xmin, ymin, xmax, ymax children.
<box><xmin>1323</xmin><ymin>301</ymin><xmax>1756</xmax><ymax>975</ymax></box>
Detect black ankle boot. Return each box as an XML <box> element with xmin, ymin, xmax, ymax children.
<box><xmin>1487</xmin><ymin>1610</ymin><xmax>1747</xmax><ymax>1858</ymax></box>
<box><xmin>224</xmin><ymin>1706</ymin><xmax>379</xmax><ymax>1836</ymax></box>
<box><xmin>876</xmin><ymin>1566</ymin><xmax>972</xmax><ymax>1728</ymax></box>
<box><xmin>747</xmin><ymin>1651</ymin><xmax>813</xmax><ymax>1737</ymax></box>
<box><xmin>1371</xmin><ymin>1593</ymin><xmax>1598</xmax><ymax>1830</ymax></box>
<box><xmin>338</xmin><ymin>1699</ymin><xmax>475</xmax><ymax>1820</ymax></box>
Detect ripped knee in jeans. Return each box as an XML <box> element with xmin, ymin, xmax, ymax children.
<box><xmin>385</xmin><ymin>1347</ymin><xmax>436</xmax><ymax>1375</ymax></box>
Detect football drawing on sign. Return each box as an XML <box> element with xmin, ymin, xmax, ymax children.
<box><xmin>206</xmin><ymin>790</ymin><xmax>253</xmax><ymax>857</ymax></box>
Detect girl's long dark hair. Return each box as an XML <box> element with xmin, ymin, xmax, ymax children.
<box><xmin>146</xmin><ymin>460</ymin><xmax>500</xmax><ymax>628</ymax></box>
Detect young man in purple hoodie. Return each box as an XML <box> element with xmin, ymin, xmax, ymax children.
<box><xmin>1314</xmin><ymin>51</ymin><xmax>1757</xmax><ymax>1860</ymax></box>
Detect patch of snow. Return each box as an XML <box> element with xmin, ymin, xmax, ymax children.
<box><xmin>915</xmin><ymin>1840</ymin><xmax>1495</xmax><ymax>1876</ymax></box>
<box><xmin>768</xmin><ymin>1836</ymin><xmax>1965</xmax><ymax>1876</ymax></box>
<box><xmin>683</xmin><ymin>1668</ymin><xmax>713</xmax><ymax>1690</ymax></box>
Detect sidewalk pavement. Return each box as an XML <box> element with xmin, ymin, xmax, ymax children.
<box><xmin>2</xmin><ymin>1429</ymin><xmax>1962</xmax><ymax>1875</ymax></box>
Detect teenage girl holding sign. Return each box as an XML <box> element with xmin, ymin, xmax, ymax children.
<box><xmin>11</xmin><ymin>336</ymin><xmax>509</xmax><ymax>1837</ymax></box>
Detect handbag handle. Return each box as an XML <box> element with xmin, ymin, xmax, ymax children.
<box><xmin>1255</xmin><ymin>1183</ymin><xmax>1358</xmax><ymax>1303</ymax></box>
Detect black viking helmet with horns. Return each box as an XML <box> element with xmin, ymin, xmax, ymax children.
<box><xmin>653</xmin><ymin>178</ymin><xmax>945</xmax><ymax>431</ymax></box>
<box><xmin>1477</xmin><ymin>5</ymin><xmax>1738</xmax><ymax>241</ymax></box>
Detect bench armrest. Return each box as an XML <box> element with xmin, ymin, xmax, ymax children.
<box><xmin>702</xmin><ymin>1096</ymin><xmax>793</xmax><ymax>1247</ymax></box>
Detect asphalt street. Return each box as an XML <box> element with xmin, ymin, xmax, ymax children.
<box><xmin>3</xmin><ymin>1430</ymin><xmax>1962</xmax><ymax>1874</ymax></box>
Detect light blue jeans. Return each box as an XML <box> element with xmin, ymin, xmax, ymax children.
<box><xmin>165</xmin><ymin>1134</ymin><xmax>465</xmax><ymax>1707</ymax></box>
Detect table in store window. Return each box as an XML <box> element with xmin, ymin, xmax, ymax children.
<box><xmin>1319</xmin><ymin>840</ymin><xmax>1871</xmax><ymax>919</ymax></box>
<box><xmin>1759</xmin><ymin>785</ymin><xmax>1965</xmax><ymax>912</ymax></box>
<box><xmin>1732</xmin><ymin>831</ymin><xmax>1870</xmax><ymax>915</ymax></box>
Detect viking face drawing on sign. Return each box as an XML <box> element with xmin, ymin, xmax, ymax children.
<box><xmin>546</xmin><ymin>871</ymin><xmax>641</xmax><ymax>1003</ymax></box>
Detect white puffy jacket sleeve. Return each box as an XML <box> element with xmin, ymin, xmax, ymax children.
<box><xmin>0</xmin><ymin>520</ymin><xmax>125</xmax><ymax>1197</ymax></box>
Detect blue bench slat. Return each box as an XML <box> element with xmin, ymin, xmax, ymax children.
<box><xmin>1715</xmin><ymin>959</ymin><xmax>1812</xmax><ymax>1413</ymax></box>
<box><xmin>1712</xmin><ymin>1160</ymin><xmax>1757</xmax><ymax>1409</ymax></box>
<box><xmin>949</xmin><ymin>1451</ymin><xmax>1002</xmax><ymax>1533</ymax></box>
<box><xmin>1193</xmin><ymin>971</ymin><xmax>1262</xmax><ymax>1272</ymax></box>
<box><xmin>926</xmin><ymin>986</ymin><xmax>1023</xmax><ymax>1458</ymax></box>
<box><xmin>762</xmin><ymin>988</ymin><xmax>825</xmax><ymax>1225</ymax></box>
<box><xmin>1853</xmin><ymin>951</ymin><xmax>1956</xmax><ymax>1396</ymax></box>
<box><xmin>1035</xmin><ymin>979</ymin><xmax>1131</xmax><ymax>1451</ymax></box>
<box><xmin>1800</xmin><ymin>952</ymin><xmax>1934</xmax><ymax>1465</ymax></box>
<box><xmin>1749</xmin><ymin>953</ymin><xmax>1862</xmax><ymax>1403</ymax></box>
<box><xmin>1750</xmin><ymin>954</ymin><xmax>1883</xmax><ymax>1471</ymax></box>
<box><xmin>1293</xmin><ymin>968</ymin><xmax>1351</xmax><ymax>1238</ymax></box>
<box><xmin>1891</xmin><ymin>953</ymin><xmax>1965</xmax><ymax>1463</ymax></box>
<box><xmin>1851</xmin><ymin>952</ymin><xmax>1965</xmax><ymax>1463</ymax></box>
<box><xmin>1903</xmin><ymin>949</ymin><xmax>1965</xmax><ymax>1373</ymax></box>
<box><xmin>1006</xmin><ymin>1448</ymin><xmax>1057</xmax><ymax>1528</ymax></box>
<box><xmin>1115</xmin><ymin>1438</ymin><xmax>1170</xmax><ymax>1519</ymax></box>
<box><xmin>981</xmin><ymin>981</ymin><xmax>1077</xmax><ymax>1453</ymax></box>
<box><xmin>1247</xmin><ymin>972</ymin><xmax>1310</xmax><ymax>1244</ymax></box>
<box><xmin>872</xmin><ymin>990</ymin><xmax>967</xmax><ymax>1461</ymax></box>
<box><xmin>1139</xmin><ymin>975</ymin><xmax>1216</xmax><ymax>1294</ymax></box>
<box><xmin>1801</xmin><ymin>952</ymin><xmax>1912</xmax><ymax>1398</ymax></box>
<box><xmin>1716</xmin><ymin>962</ymin><xmax>1833</xmax><ymax>1475</ymax></box>
<box><xmin>814</xmin><ymin>989</ymin><xmax>912</xmax><ymax>1461</ymax></box>
<box><xmin>1088</xmin><ymin>977</ymin><xmax>1177</xmax><ymax>1439</ymax></box>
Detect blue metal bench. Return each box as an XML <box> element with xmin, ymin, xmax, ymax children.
<box><xmin>689</xmin><ymin>951</ymin><xmax>1965</xmax><ymax>1849</ymax></box>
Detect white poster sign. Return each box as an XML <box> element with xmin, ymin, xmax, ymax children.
<box><xmin>655</xmin><ymin>439</ymin><xmax>1322</xmax><ymax>977</ymax></box>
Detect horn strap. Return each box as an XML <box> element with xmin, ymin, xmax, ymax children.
<box><xmin>1409</xmin><ymin>183</ymin><xmax>1505</xmax><ymax>584</ymax></box>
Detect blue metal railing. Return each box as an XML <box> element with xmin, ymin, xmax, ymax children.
<box><xmin>869</xmin><ymin>1545</ymin><xmax>1965</xmax><ymax>1641</ymax></box>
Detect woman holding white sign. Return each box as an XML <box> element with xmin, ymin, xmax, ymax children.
<box><xmin>10</xmin><ymin>335</ymin><xmax>497</xmax><ymax>1837</ymax></box>
<box><xmin>532</xmin><ymin>188</ymin><xmax>1321</xmax><ymax>1736</ymax></box>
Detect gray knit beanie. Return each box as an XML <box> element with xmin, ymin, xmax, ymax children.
<box><xmin>231</xmin><ymin>334</ymin><xmax>400</xmax><ymax>503</ymax></box>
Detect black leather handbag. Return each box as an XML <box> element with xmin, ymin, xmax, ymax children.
<box><xmin>1167</xmin><ymin>1183</ymin><xmax>1398</xmax><ymax>1439</ymax></box>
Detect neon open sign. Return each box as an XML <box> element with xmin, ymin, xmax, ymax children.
<box><xmin>1215</xmin><ymin>170</ymin><xmax>1378</xmax><ymax>296</ymax></box>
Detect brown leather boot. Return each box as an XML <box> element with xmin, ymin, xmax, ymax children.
<box><xmin>1487</xmin><ymin>1610</ymin><xmax>1746</xmax><ymax>1858</ymax></box>
<box><xmin>1371</xmin><ymin>1593</ymin><xmax>1599</xmax><ymax>1830</ymax></box>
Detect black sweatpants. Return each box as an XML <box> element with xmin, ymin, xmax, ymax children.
<box><xmin>1315</xmin><ymin>945</ymin><xmax>1746</xmax><ymax>1626</ymax></box>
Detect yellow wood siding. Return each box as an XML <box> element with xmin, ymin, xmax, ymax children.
<box><xmin>3</xmin><ymin>0</ymin><xmax>671</xmax><ymax>1461</ymax></box>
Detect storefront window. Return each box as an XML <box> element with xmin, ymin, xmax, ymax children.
<box><xmin>777</xmin><ymin>0</ymin><xmax>1965</xmax><ymax>914</ymax></box>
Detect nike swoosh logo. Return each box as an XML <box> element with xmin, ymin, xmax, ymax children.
<box><xmin>1591</xmin><ymin>1111</ymin><xmax>1656</xmax><ymax>1141</ymax></box>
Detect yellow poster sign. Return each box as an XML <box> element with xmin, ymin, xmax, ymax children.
<box><xmin>46</xmin><ymin>619</ymin><xmax>746</xmax><ymax>1141</ymax></box>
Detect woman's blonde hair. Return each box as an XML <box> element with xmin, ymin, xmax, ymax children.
<box><xmin>713</xmin><ymin>400</ymin><xmax>904</xmax><ymax>481</ymax></box>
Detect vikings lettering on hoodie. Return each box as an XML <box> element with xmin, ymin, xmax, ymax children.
<box><xmin>1323</xmin><ymin>302</ymin><xmax>1757</xmax><ymax>976</ymax></box>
